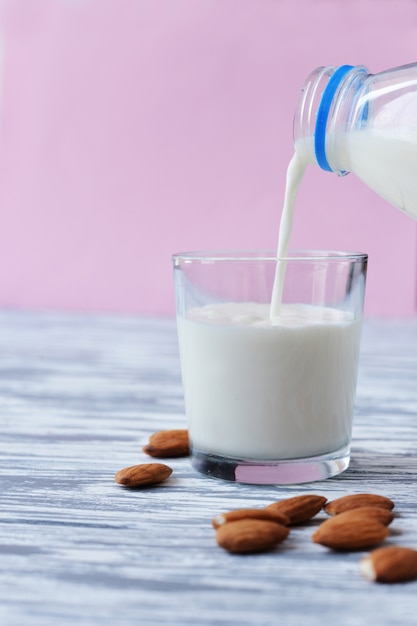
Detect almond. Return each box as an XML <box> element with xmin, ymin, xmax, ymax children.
<box><xmin>360</xmin><ymin>546</ymin><xmax>417</xmax><ymax>583</ymax></box>
<box><xmin>266</xmin><ymin>494</ymin><xmax>327</xmax><ymax>525</ymax></box>
<box><xmin>114</xmin><ymin>463</ymin><xmax>173</xmax><ymax>488</ymax></box>
<box><xmin>324</xmin><ymin>493</ymin><xmax>394</xmax><ymax>516</ymax></box>
<box><xmin>312</xmin><ymin>515</ymin><xmax>389</xmax><ymax>551</ymax></box>
<box><xmin>212</xmin><ymin>508</ymin><xmax>290</xmax><ymax>529</ymax></box>
<box><xmin>329</xmin><ymin>506</ymin><xmax>394</xmax><ymax>527</ymax></box>
<box><xmin>142</xmin><ymin>429</ymin><xmax>189</xmax><ymax>458</ymax></box>
<box><xmin>216</xmin><ymin>519</ymin><xmax>289</xmax><ymax>554</ymax></box>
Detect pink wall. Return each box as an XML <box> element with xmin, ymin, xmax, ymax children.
<box><xmin>0</xmin><ymin>0</ymin><xmax>416</xmax><ymax>317</ymax></box>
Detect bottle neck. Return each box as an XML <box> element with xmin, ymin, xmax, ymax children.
<box><xmin>294</xmin><ymin>64</ymin><xmax>369</xmax><ymax>175</ymax></box>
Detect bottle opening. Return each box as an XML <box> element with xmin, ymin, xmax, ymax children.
<box><xmin>314</xmin><ymin>65</ymin><xmax>354</xmax><ymax>172</ymax></box>
<box><xmin>294</xmin><ymin>64</ymin><xmax>368</xmax><ymax>175</ymax></box>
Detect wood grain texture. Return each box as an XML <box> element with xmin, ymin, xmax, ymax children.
<box><xmin>1</xmin><ymin>311</ymin><xmax>417</xmax><ymax>625</ymax></box>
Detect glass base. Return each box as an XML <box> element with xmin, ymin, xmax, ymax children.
<box><xmin>191</xmin><ymin>445</ymin><xmax>350</xmax><ymax>485</ymax></box>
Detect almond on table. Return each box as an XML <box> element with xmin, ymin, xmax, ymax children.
<box><xmin>216</xmin><ymin>519</ymin><xmax>289</xmax><ymax>554</ymax></box>
<box><xmin>142</xmin><ymin>429</ymin><xmax>189</xmax><ymax>458</ymax></box>
<box><xmin>327</xmin><ymin>506</ymin><xmax>394</xmax><ymax>527</ymax></box>
<box><xmin>360</xmin><ymin>546</ymin><xmax>417</xmax><ymax>583</ymax></box>
<box><xmin>324</xmin><ymin>493</ymin><xmax>394</xmax><ymax>516</ymax></box>
<box><xmin>312</xmin><ymin>515</ymin><xmax>389</xmax><ymax>551</ymax></box>
<box><xmin>114</xmin><ymin>463</ymin><xmax>173</xmax><ymax>488</ymax></box>
<box><xmin>266</xmin><ymin>494</ymin><xmax>327</xmax><ymax>525</ymax></box>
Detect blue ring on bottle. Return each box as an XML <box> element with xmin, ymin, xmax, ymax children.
<box><xmin>315</xmin><ymin>65</ymin><xmax>354</xmax><ymax>172</ymax></box>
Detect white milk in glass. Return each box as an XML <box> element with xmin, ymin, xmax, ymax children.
<box><xmin>178</xmin><ymin>302</ymin><xmax>362</xmax><ymax>460</ymax></box>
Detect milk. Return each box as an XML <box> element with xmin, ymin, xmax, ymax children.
<box><xmin>296</xmin><ymin>127</ymin><xmax>417</xmax><ymax>219</ymax></box>
<box><xmin>343</xmin><ymin>129</ymin><xmax>417</xmax><ymax>218</ymax></box>
<box><xmin>270</xmin><ymin>151</ymin><xmax>307</xmax><ymax>319</ymax></box>
<box><xmin>178</xmin><ymin>302</ymin><xmax>362</xmax><ymax>460</ymax></box>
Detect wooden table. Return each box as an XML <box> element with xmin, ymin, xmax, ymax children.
<box><xmin>1</xmin><ymin>310</ymin><xmax>417</xmax><ymax>625</ymax></box>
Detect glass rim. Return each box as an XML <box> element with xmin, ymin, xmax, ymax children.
<box><xmin>172</xmin><ymin>249</ymin><xmax>368</xmax><ymax>263</ymax></box>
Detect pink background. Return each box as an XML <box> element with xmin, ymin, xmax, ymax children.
<box><xmin>0</xmin><ymin>0</ymin><xmax>416</xmax><ymax>317</ymax></box>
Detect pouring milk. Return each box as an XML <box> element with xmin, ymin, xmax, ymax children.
<box><xmin>177</xmin><ymin>60</ymin><xmax>417</xmax><ymax>471</ymax></box>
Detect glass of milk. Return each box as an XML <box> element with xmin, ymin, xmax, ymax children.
<box><xmin>173</xmin><ymin>250</ymin><xmax>367</xmax><ymax>485</ymax></box>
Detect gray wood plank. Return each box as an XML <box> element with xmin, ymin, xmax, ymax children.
<box><xmin>0</xmin><ymin>311</ymin><xmax>417</xmax><ymax>625</ymax></box>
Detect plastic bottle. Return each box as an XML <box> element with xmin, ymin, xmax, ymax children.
<box><xmin>293</xmin><ymin>62</ymin><xmax>417</xmax><ymax>218</ymax></box>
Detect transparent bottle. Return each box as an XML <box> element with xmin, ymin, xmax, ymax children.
<box><xmin>294</xmin><ymin>62</ymin><xmax>417</xmax><ymax>218</ymax></box>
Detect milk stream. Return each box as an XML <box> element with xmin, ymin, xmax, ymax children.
<box><xmin>269</xmin><ymin>151</ymin><xmax>307</xmax><ymax>320</ymax></box>
<box><xmin>270</xmin><ymin>122</ymin><xmax>417</xmax><ymax>318</ymax></box>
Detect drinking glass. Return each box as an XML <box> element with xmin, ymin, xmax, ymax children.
<box><xmin>173</xmin><ymin>250</ymin><xmax>367</xmax><ymax>484</ymax></box>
